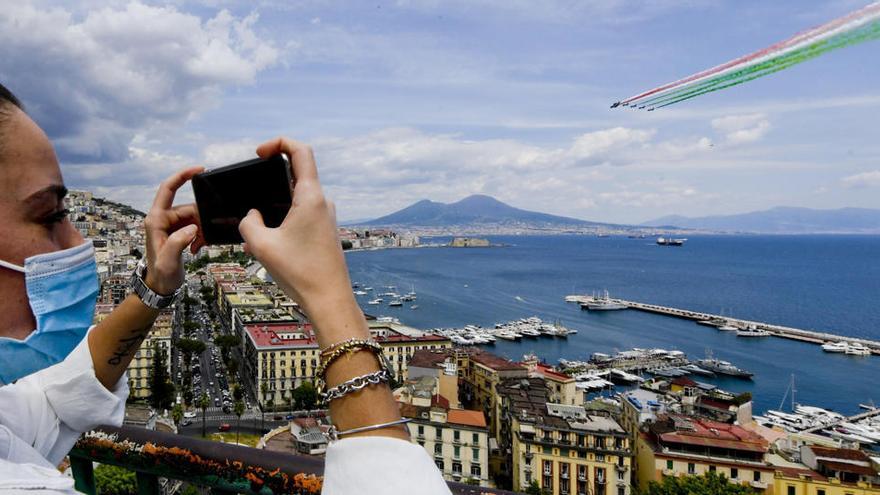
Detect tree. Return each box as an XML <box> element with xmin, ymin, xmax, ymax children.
<box><xmin>171</xmin><ymin>403</ymin><xmax>184</xmax><ymax>429</ymax></box>
<box><xmin>644</xmin><ymin>472</ymin><xmax>756</xmax><ymax>495</ymax></box>
<box><xmin>234</xmin><ymin>400</ymin><xmax>245</xmax><ymax>445</ymax></box>
<box><xmin>292</xmin><ymin>382</ymin><xmax>318</xmax><ymax>411</ymax></box>
<box><xmin>233</xmin><ymin>384</ymin><xmax>244</xmax><ymax>402</ymax></box>
<box><xmin>198</xmin><ymin>393</ymin><xmax>210</xmax><ymax>438</ymax></box>
<box><xmin>228</xmin><ymin>357</ymin><xmax>240</xmax><ymax>379</ymax></box>
<box><xmin>214</xmin><ymin>334</ymin><xmax>240</xmax><ymax>365</ymax></box>
<box><xmin>183</xmin><ymin>389</ymin><xmax>194</xmax><ymax>408</ymax></box>
<box><xmin>94</xmin><ymin>464</ymin><xmax>137</xmax><ymax>495</ymax></box>
<box><xmin>260</xmin><ymin>382</ymin><xmax>269</xmax><ymax>432</ymax></box>
<box><xmin>148</xmin><ymin>343</ymin><xmax>175</xmax><ymax>411</ymax></box>
<box><xmin>524</xmin><ymin>480</ymin><xmax>549</xmax><ymax>495</ymax></box>
<box><xmin>178</xmin><ymin>338</ymin><xmax>206</xmax><ymax>368</ymax></box>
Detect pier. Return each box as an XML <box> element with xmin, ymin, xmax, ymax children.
<box><xmin>802</xmin><ymin>407</ymin><xmax>880</xmax><ymax>434</ymax></box>
<box><xmin>565</xmin><ymin>295</ymin><xmax>880</xmax><ymax>355</ymax></box>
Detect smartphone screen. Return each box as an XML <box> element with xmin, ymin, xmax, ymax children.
<box><xmin>192</xmin><ymin>154</ymin><xmax>292</xmax><ymax>245</ymax></box>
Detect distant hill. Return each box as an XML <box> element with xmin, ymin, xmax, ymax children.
<box><xmin>357</xmin><ymin>194</ymin><xmax>613</xmax><ymax>229</ymax></box>
<box><xmin>643</xmin><ymin>206</ymin><xmax>880</xmax><ymax>234</ymax></box>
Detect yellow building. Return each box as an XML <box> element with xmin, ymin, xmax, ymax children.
<box><xmin>497</xmin><ymin>378</ymin><xmax>632</xmax><ymax>495</ymax></box>
<box><xmin>400</xmin><ymin>402</ymin><xmax>491</xmax><ymax>487</ymax></box>
<box><xmin>455</xmin><ymin>349</ymin><xmax>528</xmax><ymax>440</ymax></box>
<box><xmin>771</xmin><ymin>445</ymin><xmax>880</xmax><ymax>495</ymax></box>
<box><xmin>242</xmin><ymin>320</ymin><xmax>452</xmax><ymax>408</ymax></box>
<box><xmin>635</xmin><ymin>413</ymin><xmax>773</xmax><ymax>493</ymax></box>
<box><xmin>774</xmin><ymin>468</ymin><xmax>880</xmax><ymax>495</ymax></box>
<box><xmin>127</xmin><ymin>310</ymin><xmax>173</xmax><ymax>399</ymax></box>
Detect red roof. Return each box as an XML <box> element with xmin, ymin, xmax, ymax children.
<box><xmin>470</xmin><ymin>350</ymin><xmax>525</xmax><ymax>372</ymax></box>
<box><xmin>531</xmin><ymin>362</ymin><xmax>573</xmax><ymax>381</ymax></box>
<box><xmin>432</xmin><ymin>394</ymin><xmax>450</xmax><ymax>409</ymax></box>
<box><xmin>447</xmin><ymin>409</ymin><xmax>487</xmax><ymax>428</ymax></box>
<box><xmin>245</xmin><ymin>323</ymin><xmax>317</xmax><ymax>348</ymax></box>
<box><xmin>658</xmin><ymin>415</ymin><xmax>768</xmax><ymax>453</ymax></box>
<box><xmin>818</xmin><ymin>460</ymin><xmax>876</xmax><ymax>476</ymax></box>
<box><xmin>809</xmin><ymin>446</ymin><xmax>870</xmax><ymax>462</ymax></box>
<box><xmin>671</xmin><ymin>377</ymin><xmax>697</xmax><ymax>387</ymax></box>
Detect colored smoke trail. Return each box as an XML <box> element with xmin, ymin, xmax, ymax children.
<box><xmin>614</xmin><ymin>2</ymin><xmax>880</xmax><ymax>111</ymax></box>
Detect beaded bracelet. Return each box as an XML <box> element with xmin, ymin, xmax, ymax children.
<box><xmin>320</xmin><ymin>337</ymin><xmax>377</xmax><ymax>358</ymax></box>
<box><xmin>319</xmin><ymin>369</ymin><xmax>392</xmax><ymax>405</ymax></box>
<box><xmin>315</xmin><ymin>339</ymin><xmax>385</xmax><ymax>380</ymax></box>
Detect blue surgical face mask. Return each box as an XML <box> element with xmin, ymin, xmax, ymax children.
<box><xmin>0</xmin><ymin>240</ymin><xmax>99</xmax><ymax>385</ymax></box>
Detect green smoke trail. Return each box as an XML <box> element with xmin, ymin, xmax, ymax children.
<box><xmin>633</xmin><ymin>20</ymin><xmax>880</xmax><ymax>109</ymax></box>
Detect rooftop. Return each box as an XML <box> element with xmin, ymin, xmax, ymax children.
<box><xmin>448</xmin><ymin>409</ymin><xmax>487</xmax><ymax>428</ymax></box>
<box><xmin>652</xmin><ymin>414</ymin><xmax>769</xmax><ymax>453</ymax></box>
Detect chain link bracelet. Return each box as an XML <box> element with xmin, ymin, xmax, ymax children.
<box><xmin>328</xmin><ymin>418</ymin><xmax>412</xmax><ymax>441</ymax></box>
<box><xmin>319</xmin><ymin>369</ymin><xmax>392</xmax><ymax>405</ymax></box>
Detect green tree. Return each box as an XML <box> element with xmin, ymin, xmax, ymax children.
<box><xmin>180</xmin><ymin>485</ymin><xmax>200</xmax><ymax>495</ymax></box>
<box><xmin>171</xmin><ymin>403</ymin><xmax>184</xmax><ymax>428</ymax></box>
<box><xmin>214</xmin><ymin>334</ymin><xmax>239</xmax><ymax>364</ymax></box>
<box><xmin>183</xmin><ymin>389</ymin><xmax>194</xmax><ymax>408</ymax></box>
<box><xmin>260</xmin><ymin>382</ymin><xmax>269</xmax><ymax>432</ymax></box>
<box><xmin>644</xmin><ymin>472</ymin><xmax>756</xmax><ymax>495</ymax></box>
<box><xmin>292</xmin><ymin>382</ymin><xmax>318</xmax><ymax>411</ymax></box>
<box><xmin>233</xmin><ymin>383</ymin><xmax>244</xmax><ymax>402</ymax></box>
<box><xmin>182</xmin><ymin>320</ymin><xmax>200</xmax><ymax>334</ymax></box>
<box><xmin>148</xmin><ymin>343</ymin><xmax>174</xmax><ymax>411</ymax></box>
<box><xmin>94</xmin><ymin>464</ymin><xmax>137</xmax><ymax>495</ymax></box>
<box><xmin>524</xmin><ymin>480</ymin><xmax>549</xmax><ymax>495</ymax></box>
<box><xmin>198</xmin><ymin>393</ymin><xmax>210</xmax><ymax>438</ymax></box>
<box><xmin>234</xmin><ymin>400</ymin><xmax>246</xmax><ymax>445</ymax></box>
<box><xmin>178</xmin><ymin>338</ymin><xmax>206</xmax><ymax>368</ymax></box>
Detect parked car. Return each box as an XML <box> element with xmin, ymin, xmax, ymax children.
<box><xmin>181</xmin><ymin>419</ymin><xmax>192</xmax><ymax>426</ymax></box>
<box><xmin>183</xmin><ymin>411</ymin><xmax>197</xmax><ymax>419</ymax></box>
<box><xmin>218</xmin><ymin>423</ymin><xmax>231</xmax><ymax>432</ymax></box>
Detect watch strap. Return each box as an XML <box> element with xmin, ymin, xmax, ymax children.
<box><xmin>130</xmin><ymin>260</ymin><xmax>180</xmax><ymax>309</ymax></box>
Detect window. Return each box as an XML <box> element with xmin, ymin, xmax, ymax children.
<box><xmin>418</xmin><ymin>425</ymin><xmax>424</xmax><ymax>435</ymax></box>
<box><xmin>452</xmin><ymin>462</ymin><xmax>462</xmax><ymax>474</ymax></box>
<box><xmin>435</xmin><ymin>426</ymin><xmax>442</xmax><ymax>438</ymax></box>
<box><xmin>753</xmin><ymin>471</ymin><xmax>761</xmax><ymax>482</ymax></box>
<box><xmin>434</xmin><ymin>443</ymin><xmax>442</xmax><ymax>455</ymax></box>
<box><xmin>730</xmin><ymin>468</ymin><xmax>738</xmax><ymax>479</ymax></box>
<box><xmin>454</xmin><ymin>446</ymin><xmax>460</xmax><ymax>459</ymax></box>
<box><xmin>472</xmin><ymin>448</ymin><xmax>479</xmax><ymax>460</ymax></box>
<box><xmin>787</xmin><ymin>486</ymin><xmax>795</xmax><ymax>495</ymax></box>
<box><xmin>473</xmin><ymin>432</ymin><xmax>479</xmax><ymax>444</ymax></box>
<box><xmin>666</xmin><ymin>460</ymin><xmax>673</xmax><ymax>470</ymax></box>
<box><xmin>435</xmin><ymin>459</ymin><xmax>444</xmax><ymax>470</ymax></box>
<box><xmin>687</xmin><ymin>463</ymin><xmax>695</xmax><ymax>475</ymax></box>
<box><xmin>618</xmin><ymin>488</ymin><xmax>625</xmax><ymax>495</ymax></box>
<box><xmin>708</xmin><ymin>465</ymin><xmax>716</xmax><ymax>473</ymax></box>
<box><xmin>454</xmin><ymin>430</ymin><xmax>460</xmax><ymax>441</ymax></box>
<box><xmin>471</xmin><ymin>464</ymin><xmax>481</xmax><ymax>477</ymax></box>
<box><xmin>816</xmin><ymin>491</ymin><xmax>825</xmax><ymax>495</ymax></box>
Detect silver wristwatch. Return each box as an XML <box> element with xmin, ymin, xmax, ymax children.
<box><xmin>130</xmin><ymin>259</ymin><xmax>181</xmax><ymax>309</ymax></box>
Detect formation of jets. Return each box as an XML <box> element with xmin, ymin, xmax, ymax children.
<box><xmin>610</xmin><ymin>101</ymin><xmax>654</xmax><ymax>111</ymax></box>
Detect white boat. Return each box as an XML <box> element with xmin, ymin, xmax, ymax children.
<box><xmin>582</xmin><ymin>290</ymin><xmax>627</xmax><ymax>311</ymax></box>
<box><xmin>845</xmin><ymin>343</ymin><xmax>871</xmax><ymax>356</ymax></box>
<box><xmin>822</xmin><ymin>341</ymin><xmax>849</xmax><ymax>353</ymax></box>
<box><xmin>520</xmin><ymin>328</ymin><xmax>541</xmax><ymax>337</ymax></box>
<box><xmin>495</xmin><ymin>331</ymin><xmax>519</xmax><ymax>341</ymax></box>
<box><xmin>737</xmin><ymin>326</ymin><xmax>771</xmax><ymax>337</ymax></box>
<box><xmin>717</xmin><ymin>324</ymin><xmax>738</xmax><ymax>331</ymax></box>
<box><xmin>388</xmin><ymin>299</ymin><xmax>403</xmax><ymax>307</ymax></box>
<box><xmin>367</xmin><ymin>298</ymin><xmax>383</xmax><ymax>305</ymax></box>
<box><xmin>353</xmin><ymin>290</ymin><xmax>368</xmax><ymax>296</ymax></box>
<box><xmin>410</xmin><ymin>305</ymin><xmax>419</xmax><ymax>310</ymax></box>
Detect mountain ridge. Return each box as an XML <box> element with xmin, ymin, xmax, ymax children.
<box><xmin>643</xmin><ymin>206</ymin><xmax>880</xmax><ymax>234</ymax></box>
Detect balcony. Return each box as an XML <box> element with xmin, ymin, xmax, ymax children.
<box><xmin>561</xmin><ymin>472</ymin><xmax>570</xmax><ymax>479</ymax></box>
<box><xmin>577</xmin><ymin>475</ymin><xmax>587</xmax><ymax>482</ymax></box>
<box><xmin>615</xmin><ymin>464</ymin><xmax>627</xmax><ymax>472</ymax></box>
<box><xmin>70</xmin><ymin>426</ymin><xmax>512</xmax><ymax>495</ymax></box>
<box><xmin>750</xmin><ymin>480</ymin><xmax>768</xmax><ymax>490</ymax></box>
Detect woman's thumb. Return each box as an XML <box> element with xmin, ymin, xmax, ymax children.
<box><xmin>238</xmin><ymin>209</ymin><xmax>267</xmax><ymax>244</ymax></box>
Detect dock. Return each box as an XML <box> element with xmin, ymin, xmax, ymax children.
<box><xmin>565</xmin><ymin>295</ymin><xmax>880</xmax><ymax>355</ymax></box>
<box><xmin>802</xmin><ymin>407</ymin><xmax>880</xmax><ymax>434</ymax></box>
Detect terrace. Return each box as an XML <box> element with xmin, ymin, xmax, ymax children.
<box><xmin>70</xmin><ymin>425</ymin><xmax>519</xmax><ymax>494</ymax></box>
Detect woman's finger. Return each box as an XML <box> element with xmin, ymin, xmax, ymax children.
<box><xmin>256</xmin><ymin>137</ymin><xmax>318</xmax><ymax>183</ymax></box>
<box><xmin>151</xmin><ymin>166</ymin><xmax>205</xmax><ymax>212</ymax></box>
<box><xmin>160</xmin><ymin>224</ymin><xmax>198</xmax><ymax>266</ymax></box>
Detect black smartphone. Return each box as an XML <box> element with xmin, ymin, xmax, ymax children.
<box><xmin>192</xmin><ymin>154</ymin><xmax>292</xmax><ymax>245</ymax></box>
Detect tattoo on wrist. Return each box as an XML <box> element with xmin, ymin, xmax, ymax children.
<box><xmin>107</xmin><ymin>326</ymin><xmax>152</xmax><ymax>366</ymax></box>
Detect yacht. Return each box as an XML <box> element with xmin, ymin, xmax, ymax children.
<box><xmin>409</xmin><ymin>304</ymin><xmax>419</xmax><ymax>310</ymax></box>
<box><xmin>695</xmin><ymin>358</ymin><xmax>753</xmax><ymax>379</ymax></box>
<box><xmin>680</xmin><ymin>364</ymin><xmax>715</xmax><ymax>377</ymax></box>
<box><xmin>737</xmin><ymin>326</ymin><xmax>771</xmax><ymax>337</ymax></box>
<box><xmin>353</xmin><ymin>290</ymin><xmax>368</xmax><ymax>296</ymax></box>
<box><xmin>520</xmin><ymin>328</ymin><xmax>541</xmax><ymax>338</ymax></box>
<box><xmin>495</xmin><ymin>331</ymin><xmax>519</xmax><ymax>341</ymax></box>
<box><xmin>845</xmin><ymin>342</ymin><xmax>871</xmax><ymax>356</ymax></box>
<box><xmin>388</xmin><ymin>299</ymin><xmax>403</xmax><ymax>307</ymax></box>
<box><xmin>656</xmin><ymin>237</ymin><xmax>686</xmax><ymax>246</ymax></box>
<box><xmin>717</xmin><ymin>323</ymin><xmax>738</xmax><ymax>331</ymax></box>
<box><xmin>367</xmin><ymin>298</ymin><xmax>383</xmax><ymax>305</ymax></box>
<box><xmin>822</xmin><ymin>341</ymin><xmax>849</xmax><ymax>353</ymax></box>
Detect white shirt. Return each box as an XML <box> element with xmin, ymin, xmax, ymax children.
<box><xmin>0</xmin><ymin>331</ymin><xmax>451</xmax><ymax>494</ymax></box>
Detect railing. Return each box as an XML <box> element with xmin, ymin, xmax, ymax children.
<box><xmin>70</xmin><ymin>426</ymin><xmax>519</xmax><ymax>494</ymax></box>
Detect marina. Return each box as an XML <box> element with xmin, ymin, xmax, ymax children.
<box><xmin>429</xmin><ymin>316</ymin><xmax>577</xmax><ymax>345</ymax></box>
<box><xmin>566</xmin><ymin>294</ymin><xmax>880</xmax><ymax>355</ymax></box>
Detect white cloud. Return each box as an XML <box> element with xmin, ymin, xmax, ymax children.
<box><xmin>711</xmin><ymin>113</ymin><xmax>771</xmax><ymax>145</ymax></box>
<box><xmin>0</xmin><ymin>2</ymin><xmax>278</xmax><ymax>163</ymax></box>
<box><xmin>841</xmin><ymin>170</ymin><xmax>880</xmax><ymax>188</ymax></box>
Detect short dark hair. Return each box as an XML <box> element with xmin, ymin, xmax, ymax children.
<box><xmin>0</xmin><ymin>83</ymin><xmax>23</xmax><ymax>156</ymax></box>
<box><xmin>0</xmin><ymin>82</ymin><xmax>22</xmax><ymax>113</ymax></box>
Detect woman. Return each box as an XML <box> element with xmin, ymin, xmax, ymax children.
<box><xmin>0</xmin><ymin>83</ymin><xmax>450</xmax><ymax>493</ymax></box>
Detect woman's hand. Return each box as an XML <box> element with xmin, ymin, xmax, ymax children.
<box><xmin>238</xmin><ymin>138</ymin><xmax>356</xmax><ymax>334</ymax></box>
<box><xmin>143</xmin><ymin>167</ymin><xmax>206</xmax><ymax>296</ymax></box>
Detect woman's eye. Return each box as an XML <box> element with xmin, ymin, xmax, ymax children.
<box><xmin>43</xmin><ymin>208</ymin><xmax>70</xmax><ymax>225</ymax></box>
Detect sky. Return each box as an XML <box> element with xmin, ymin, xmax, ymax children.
<box><xmin>1</xmin><ymin>0</ymin><xmax>879</xmax><ymax>225</ymax></box>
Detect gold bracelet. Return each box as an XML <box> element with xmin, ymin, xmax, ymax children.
<box><xmin>320</xmin><ymin>337</ymin><xmax>376</xmax><ymax>358</ymax></box>
<box><xmin>316</xmin><ymin>339</ymin><xmax>383</xmax><ymax>381</ymax></box>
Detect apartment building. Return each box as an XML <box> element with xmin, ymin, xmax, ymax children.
<box><xmin>127</xmin><ymin>310</ymin><xmax>173</xmax><ymax>399</ymax></box>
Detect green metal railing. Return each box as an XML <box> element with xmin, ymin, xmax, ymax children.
<box><xmin>70</xmin><ymin>425</ymin><xmax>517</xmax><ymax>494</ymax></box>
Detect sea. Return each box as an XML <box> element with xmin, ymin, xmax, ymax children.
<box><xmin>344</xmin><ymin>234</ymin><xmax>880</xmax><ymax>416</ymax></box>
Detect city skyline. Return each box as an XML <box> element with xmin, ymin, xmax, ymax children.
<box><xmin>1</xmin><ymin>1</ymin><xmax>879</xmax><ymax>224</ymax></box>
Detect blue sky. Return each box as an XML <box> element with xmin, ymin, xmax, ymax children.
<box><xmin>1</xmin><ymin>0</ymin><xmax>879</xmax><ymax>224</ymax></box>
